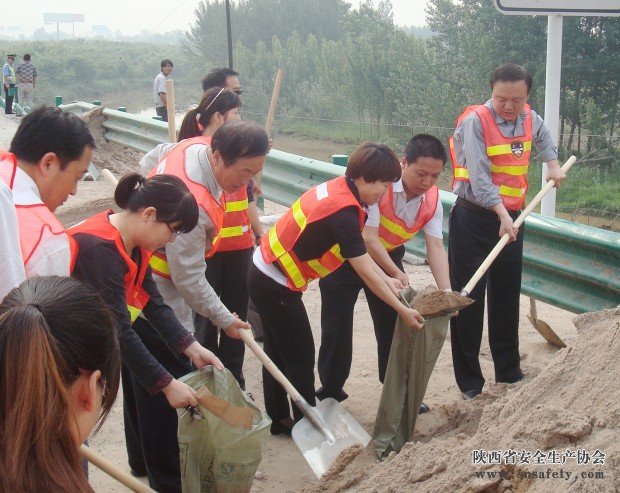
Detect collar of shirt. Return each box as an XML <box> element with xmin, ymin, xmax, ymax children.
<box><xmin>12</xmin><ymin>166</ymin><xmax>44</xmax><ymax>206</ymax></box>
<box><xmin>345</xmin><ymin>176</ymin><xmax>368</xmax><ymax>210</ymax></box>
<box><xmin>202</xmin><ymin>148</ymin><xmax>223</xmax><ymax>202</ymax></box>
<box><xmin>392</xmin><ymin>178</ymin><xmax>425</xmax><ymax>205</ymax></box>
<box><xmin>484</xmin><ymin>99</ymin><xmax>526</xmax><ymax>126</ymax></box>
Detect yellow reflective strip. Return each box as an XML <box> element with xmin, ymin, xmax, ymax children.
<box><xmin>280</xmin><ymin>253</ymin><xmax>306</xmax><ymax>288</ymax></box>
<box><xmin>219</xmin><ymin>225</ymin><xmax>244</xmax><ymax>238</ymax></box>
<box><xmin>329</xmin><ymin>244</ymin><xmax>344</xmax><ymax>261</ymax></box>
<box><xmin>487</xmin><ymin>141</ymin><xmax>532</xmax><ymax>157</ymax></box>
<box><xmin>268</xmin><ymin>227</ymin><xmax>286</xmax><ymax>257</ymax></box>
<box><xmin>379</xmin><ymin>215</ymin><xmax>414</xmax><ymax>241</ymax></box>
<box><xmin>292</xmin><ymin>200</ymin><xmax>307</xmax><ymax>230</ymax></box>
<box><xmin>380</xmin><ymin>237</ymin><xmax>397</xmax><ymax>251</ymax></box>
<box><xmin>225</xmin><ymin>199</ymin><xmax>248</xmax><ymax>212</ymax></box>
<box><xmin>149</xmin><ymin>255</ymin><xmax>170</xmax><ymax>276</ymax></box>
<box><xmin>499</xmin><ymin>185</ymin><xmax>523</xmax><ymax>198</ymax></box>
<box><xmin>454</xmin><ymin>167</ymin><xmax>469</xmax><ymax>179</ymax></box>
<box><xmin>490</xmin><ymin>164</ymin><xmax>529</xmax><ymax>176</ymax></box>
<box><xmin>307</xmin><ymin>259</ymin><xmax>331</xmax><ymax>278</ymax></box>
<box><xmin>127</xmin><ymin>305</ymin><xmax>142</xmax><ymax>323</ymax></box>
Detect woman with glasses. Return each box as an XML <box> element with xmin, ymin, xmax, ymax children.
<box><xmin>177</xmin><ymin>87</ymin><xmax>264</xmax><ymax>391</ymax></box>
<box><xmin>70</xmin><ymin>172</ymin><xmax>224</xmax><ymax>493</ymax></box>
<box><xmin>0</xmin><ymin>275</ymin><xmax>120</xmax><ymax>493</ymax></box>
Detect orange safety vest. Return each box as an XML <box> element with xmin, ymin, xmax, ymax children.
<box><xmin>215</xmin><ymin>186</ymin><xmax>254</xmax><ymax>252</ymax></box>
<box><xmin>450</xmin><ymin>104</ymin><xmax>532</xmax><ymax>211</ymax></box>
<box><xmin>147</xmin><ymin>136</ymin><xmax>225</xmax><ymax>278</ymax></box>
<box><xmin>260</xmin><ymin>176</ymin><xmax>365</xmax><ymax>291</ymax></box>
<box><xmin>69</xmin><ymin>210</ymin><xmax>152</xmax><ymax>323</ymax></box>
<box><xmin>0</xmin><ymin>150</ymin><xmax>78</xmax><ymax>272</ymax></box>
<box><xmin>377</xmin><ymin>184</ymin><xmax>439</xmax><ymax>251</ymax></box>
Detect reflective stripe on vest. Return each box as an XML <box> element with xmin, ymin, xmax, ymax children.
<box><xmin>377</xmin><ymin>184</ymin><xmax>439</xmax><ymax>251</ymax></box>
<box><xmin>215</xmin><ymin>187</ymin><xmax>254</xmax><ymax>252</ymax></box>
<box><xmin>450</xmin><ymin>104</ymin><xmax>532</xmax><ymax>211</ymax></box>
<box><xmin>1</xmin><ymin>153</ymin><xmax>77</xmax><ymax>272</ymax></box>
<box><xmin>260</xmin><ymin>177</ymin><xmax>365</xmax><ymax>291</ymax></box>
<box><xmin>69</xmin><ymin>210</ymin><xmax>152</xmax><ymax>322</ymax></box>
<box><xmin>147</xmin><ymin>136</ymin><xmax>225</xmax><ymax>276</ymax></box>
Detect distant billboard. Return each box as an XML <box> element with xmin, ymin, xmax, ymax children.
<box><xmin>43</xmin><ymin>13</ymin><xmax>85</xmax><ymax>23</ymax></box>
<box><xmin>494</xmin><ymin>1</ymin><xmax>620</xmax><ymax>16</ymax></box>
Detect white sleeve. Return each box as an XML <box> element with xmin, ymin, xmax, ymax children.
<box><xmin>25</xmin><ymin>229</ymin><xmax>72</xmax><ymax>278</ymax></box>
<box><xmin>422</xmin><ymin>200</ymin><xmax>444</xmax><ymax>239</ymax></box>
<box><xmin>365</xmin><ymin>203</ymin><xmax>380</xmax><ymax>227</ymax></box>
<box><xmin>0</xmin><ymin>184</ymin><xmax>26</xmax><ymax>300</ymax></box>
<box><xmin>155</xmin><ymin>75</ymin><xmax>167</xmax><ymax>95</ymax></box>
<box><xmin>139</xmin><ymin>142</ymin><xmax>175</xmax><ymax>176</ymax></box>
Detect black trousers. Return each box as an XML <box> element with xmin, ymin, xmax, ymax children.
<box><xmin>155</xmin><ymin>106</ymin><xmax>168</xmax><ymax>122</ymax></box>
<box><xmin>317</xmin><ymin>247</ymin><xmax>404</xmax><ymax>397</ymax></box>
<box><xmin>4</xmin><ymin>84</ymin><xmax>14</xmax><ymax>114</ymax></box>
<box><xmin>122</xmin><ymin>317</ymin><xmax>192</xmax><ymax>493</ymax></box>
<box><xmin>448</xmin><ymin>199</ymin><xmax>524</xmax><ymax>393</ymax></box>
<box><xmin>248</xmin><ymin>264</ymin><xmax>316</xmax><ymax>422</ymax></box>
<box><xmin>194</xmin><ymin>248</ymin><xmax>252</xmax><ymax>389</ymax></box>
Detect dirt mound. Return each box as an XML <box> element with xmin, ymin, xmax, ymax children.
<box><xmin>311</xmin><ymin>306</ymin><xmax>620</xmax><ymax>492</ymax></box>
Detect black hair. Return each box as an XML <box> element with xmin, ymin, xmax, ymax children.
<box><xmin>345</xmin><ymin>142</ymin><xmax>401</xmax><ymax>183</ymax></box>
<box><xmin>161</xmin><ymin>59</ymin><xmax>173</xmax><ymax>69</ymax></box>
<box><xmin>9</xmin><ymin>107</ymin><xmax>95</xmax><ymax>170</ymax></box>
<box><xmin>114</xmin><ymin>173</ymin><xmax>199</xmax><ymax>234</ymax></box>
<box><xmin>490</xmin><ymin>63</ymin><xmax>532</xmax><ymax>93</ymax></box>
<box><xmin>23</xmin><ymin>54</ymin><xmax>31</xmax><ymax>61</ymax></box>
<box><xmin>201</xmin><ymin>67</ymin><xmax>239</xmax><ymax>92</ymax></box>
<box><xmin>404</xmin><ymin>134</ymin><xmax>447</xmax><ymax>166</ymax></box>
<box><xmin>211</xmin><ymin>121</ymin><xmax>269</xmax><ymax>167</ymax></box>
<box><xmin>178</xmin><ymin>87</ymin><xmax>241</xmax><ymax>141</ymax></box>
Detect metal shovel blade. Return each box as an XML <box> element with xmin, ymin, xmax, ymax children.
<box><xmin>291</xmin><ymin>398</ymin><xmax>371</xmax><ymax>479</ymax></box>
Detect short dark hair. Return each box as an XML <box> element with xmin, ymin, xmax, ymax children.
<box><xmin>23</xmin><ymin>54</ymin><xmax>31</xmax><ymax>61</ymax></box>
<box><xmin>114</xmin><ymin>173</ymin><xmax>199</xmax><ymax>234</ymax></box>
<box><xmin>178</xmin><ymin>87</ymin><xmax>240</xmax><ymax>141</ymax></box>
<box><xmin>161</xmin><ymin>59</ymin><xmax>173</xmax><ymax>69</ymax></box>
<box><xmin>345</xmin><ymin>142</ymin><xmax>401</xmax><ymax>183</ymax></box>
<box><xmin>9</xmin><ymin>106</ymin><xmax>95</xmax><ymax>170</ymax></box>
<box><xmin>490</xmin><ymin>63</ymin><xmax>532</xmax><ymax>93</ymax></box>
<box><xmin>211</xmin><ymin>120</ymin><xmax>269</xmax><ymax>166</ymax></box>
<box><xmin>404</xmin><ymin>134</ymin><xmax>447</xmax><ymax>166</ymax></box>
<box><xmin>201</xmin><ymin>67</ymin><xmax>239</xmax><ymax>92</ymax></box>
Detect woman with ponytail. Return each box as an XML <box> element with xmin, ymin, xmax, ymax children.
<box><xmin>0</xmin><ymin>276</ymin><xmax>120</xmax><ymax>493</ymax></box>
<box><xmin>70</xmin><ymin>173</ymin><xmax>224</xmax><ymax>493</ymax></box>
<box><xmin>177</xmin><ymin>87</ymin><xmax>264</xmax><ymax>390</ymax></box>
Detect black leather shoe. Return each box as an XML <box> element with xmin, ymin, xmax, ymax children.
<box><xmin>419</xmin><ymin>402</ymin><xmax>430</xmax><ymax>414</ymax></box>
<box><xmin>316</xmin><ymin>386</ymin><xmax>348</xmax><ymax>402</ymax></box>
<box><xmin>270</xmin><ymin>420</ymin><xmax>293</xmax><ymax>436</ymax></box>
<box><xmin>462</xmin><ymin>389</ymin><xmax>482</xmax><ymax>400</ymax></box>
<box><xmin>130</xmin><ymin>469</ymin><xmax>147</xmax><ymax>478</ymax></box>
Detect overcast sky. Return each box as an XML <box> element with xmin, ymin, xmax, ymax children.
<box><xmin>0</xmin><ymin>0</ymin><xmax>430</xmax><ymax>38</ymax></box>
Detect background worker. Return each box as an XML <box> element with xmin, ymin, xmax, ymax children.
<box><xmin>318</xmin><ymin>134</ymin><xmax>451</xmax><ymax>410</ymax></box>
<box><xmin>449</xmin><ymin>63</ymin><xmax>565</xmax><ymax>400</ymax></box>
<box><xmin>178</xmin><ymin>87</ymin><xmax>260</xmax><ymax>390</ymax></box>
<box><xmin>139</xmin><ymin>120</ymin><xmax>269</xmax><ymax>349</ymax></box>
<box><xmin>71</xmin><ymin>173</ymin><xmax>223</xmax><ymax>492</ymax></box>
<box><xmin>0</xmin><ymin>276</ymin><xmax>120</xmax><ymax>493</ymax></box>
<box><xmin>248</xmin><ymin>142</ymin><xmax>425</xmax><ymax>436</ymax></box>
<box><xmin>15</xmin><ymin>53</ymin><xmax>37</xmax><ymax>109</ymax></box>
<box><xmin>2</xmin><ymin>54</ymin><xmax>16</xmax><ymax>114</ymax></box>
<box><xmin>0</xmin><ymin>106</ymin><xmax>94</xmax><ymax>284</ymax></box>
<box><xmin>154</xmin><ymin>59</ymin><xmax>173</xmax><ymax>122</ymax></box>
<box><xmin>201</xmin><ymin>66</ymin><xmax>242</xmax><ymax>95</ymax></box>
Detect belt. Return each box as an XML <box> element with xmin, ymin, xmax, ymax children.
<box><xmin>455</xmin><ymin>197</ymin><xmax>521</xmax><ymax>219</ymax></box>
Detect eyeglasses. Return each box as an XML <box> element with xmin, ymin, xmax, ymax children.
<box><xmin>166</xmin><ymin>223</ymin><xmax>182</xmax><ymax>238</ymax></box>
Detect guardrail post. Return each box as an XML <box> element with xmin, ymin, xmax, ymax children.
<box><xmin>118</xmin><ymin>107</ymin><xmax>127</xmax><ymax>112</ymax></box>
<box><xmin>55</xmin><ymin>96</ymin><xmax>63</xmax><ymax>107</ymax></box>
<box><xmin>152</xmin><ymin>116</ymin><xmax>163</xmax><ymax>121</ymax></box>
<box><xmin>331</xmin><ymin>154</ymin><xmax>349</xmax><ymax>167</ymax></box>
<box><xmin>92</xmin><ymin>100</ymin><xmax>102</xmax><ymax>106</ymax></box>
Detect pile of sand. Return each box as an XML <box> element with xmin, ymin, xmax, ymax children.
<box><xmin>310</xmin><ymin>306</ymin><xmax>619</xmax><ymax>492</ymax></box>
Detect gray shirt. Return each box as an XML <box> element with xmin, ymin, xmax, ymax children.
<box><xmin>452</xmin><ymin>99</ymin><xmax>558</xmax><ymax>208</ymax></box>
<box><xmin>140</xmin><ymin>142</ymin><xmax>235</xmax><ymax>332</ymax></box>
<box><xmin>153</xmin><ymin>72</ymin><xmax>167</xmax><ymax>108</ymax></box>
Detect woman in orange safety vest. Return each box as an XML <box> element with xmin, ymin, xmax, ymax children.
<box><xmin>70</xmin><ymin>173</ymin><xmax>223</xmax><ymax>492</ymax></box>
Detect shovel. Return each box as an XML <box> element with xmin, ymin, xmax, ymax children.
<box><xmin>527</xmin><ymin>297</ymin><xmax>567</xmax><ymax>348</ymax></box>
<box><xmin>413</xmin><ymin>155</ymin><xmax>577</xmax><ymax>318</ymax></box>
<box><xmin>239</xmin><ymin>329</ymin><xmax>371</xmax><ymax>479</ymax></box>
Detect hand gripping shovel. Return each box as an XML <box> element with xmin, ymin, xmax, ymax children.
<box><xmin>413</xmin><ymin>155</ymin><xmax>577</xmax><ymax>318</ymax></box>
<box><xmin>239</xmin><ymin>329</ymin><xmax>371</xmax><ymax>479</ymax></box>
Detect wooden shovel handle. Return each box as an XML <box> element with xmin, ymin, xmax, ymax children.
<box><xmin>461</xmin><ymin>155</ymin><xmax>576</xmax><ymax>296</ymax></box>
<box><xmin>79</xmin><ymin>445</ymin><xmax>154</xmax><ymax>492</ymax></box>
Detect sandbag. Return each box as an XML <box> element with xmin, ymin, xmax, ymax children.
<box><xmin>178</xmin><ymin>367</ymin><xmax>271</xmax><ymax>492</ymax></box>
<box><xmin>373</xmin><ymin>286</ymin><xmax>450</xmax><ymax>459</ymax></box>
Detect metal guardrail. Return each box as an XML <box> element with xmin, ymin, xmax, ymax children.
<box><xmin>60</xmin><ymin>102</ymin><xmax>620</xmax><ymax>314</ymax></box>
